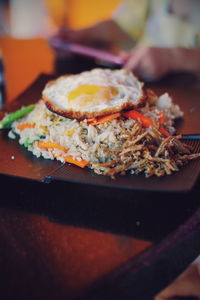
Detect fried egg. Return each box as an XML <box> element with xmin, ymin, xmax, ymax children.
<box><xmin>42</xmin><ymin>68</ymin><xmax>145</xmax><ymax>120</ymax></box>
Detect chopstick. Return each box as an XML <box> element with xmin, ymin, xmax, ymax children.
<box><xmin>49</xmin><ymin>37</ymin><xmax>124</xmax><ymax>66</ymax></box>
<box><xmin>181</xmin><ymin>134</ymin><xmax>200</xmax><ymax>140</ymax></box>
<box><xmin>176</xmin><ymin>297</ymin><xmax>199</xmax><ymax>300</ymax></box>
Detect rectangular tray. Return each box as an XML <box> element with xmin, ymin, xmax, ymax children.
<box><xmin>0</xmin><ymin>74</ymin><xmax>200</xmax><ymax>192</ymax></box>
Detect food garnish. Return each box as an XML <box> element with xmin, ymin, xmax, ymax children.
<box><xmin>87</xmin><ymin>112</ymin><xmax>121</xmax><ymax>125</ymax></box>
<box><xmin>0</xmin><ymin>104</ymin><xmax>35</xmax><ymax>129</ymax></box>
<box><xmin>17</xmin><ymin>123</ymin><xmax>35</xmax><ymax>130</ymax></box>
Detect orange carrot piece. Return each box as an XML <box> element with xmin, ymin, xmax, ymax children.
<box><xmin>159</xmin><ymin>127</ymin><xmax>170</xmax><ymax>136</ymax></box>
<box><xmin>87</xmin><ymin>112</ymin><xmax>121</xmax><ymax>125</ymax></box>
<box><xmin>158</xmin><ymin>112</ymin><xmax>170</xmax><ymax>135</ymax></box>
<box><xmin>64</xmin><ymin>155</ymin><xmax>88</xmax><ymax>168</ymax></box>
<box><xmin>123</xmin><ymin>109</ymin><xmax>171</xmax><ymax>136</ymax></box>
<box><xmin>17</xmin><ymin>123</ymin><xmax>35</xmax><ymax>130</ymax></box>
<box><xmin>158</xmin><ymin>112</ymin><xmax>166</xmax><ymax>124</ymax></box>
<box><xmin>40</xmin><ymin>143</ymin><xmax>88</xmax><ymax>168</ymax></box>
<box><xmin>86</xmin><ymin>117</ymin><xmax>96</xmax><ymax>123</ymax></box>
<box><xmin>37</xmin><ymin>141</ymin><xmax>68</xmax><ymax>153</ymax></box>
<box><xmin>123</xmin><ymin>110</ymin><xmax>154</xmax><ymax>128</ymax></box>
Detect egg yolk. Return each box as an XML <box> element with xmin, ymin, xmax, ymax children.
<box><xmin>68</xmin><ymin>85</ymin><xmax>118</xmax><ymax>105</ymax></box>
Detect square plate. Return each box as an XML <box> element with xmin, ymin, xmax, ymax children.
<box><xmin>0</xmin><ymin>74</ymin><xmax>200</xmax><ymax>192</ymax></box>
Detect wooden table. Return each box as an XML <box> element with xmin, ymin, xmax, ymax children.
<box><xmin>0</xmin><ymin>37</ymin><xmax>200</xmax><ymax>300</ymax></box>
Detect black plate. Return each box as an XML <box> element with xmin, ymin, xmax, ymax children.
<box><xmin>0</xmin><ymin>73</ymin><xmax>200</xmax><ymax>192</ymax></box>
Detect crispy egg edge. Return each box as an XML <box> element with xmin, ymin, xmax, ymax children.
<box><xmin>42</xmin><ymin>74</ymin><xmax>147</xmax><ymax>120</ymax></box>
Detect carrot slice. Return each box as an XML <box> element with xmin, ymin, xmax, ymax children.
<box><xmin>158</xmin><ymin>112</ymin><xmax>166</xmax><ymax>124</ymax></box>
<box><xmin>39</xmin><ymin>142</ymin><xmax>88</xmax><ymax>168</ymax></box>
<box><xmin>64</xmin><ymin>155</ymin><xmax>88</xmax><ymax>168</ymax></box>
<box><xmin>159</xmin><ymin>127</ymin><xmax>170</xmax><ymax>136</ymax></box>
<box><xmin>87</xmin><ymin>112</ymin><xmax>121</xmax><ymax>125</ymax></box>
<box><xmin>38</xmin><ymin>141</ymin><xmax>68</xmax><ymax>153</ymax></box>
<box><xmin>123</xmin><ymin>110</ymin><xmax>171</xmax><ymax>136</ymax></box>
<box><xmin>17</xmin><ymin>123</ymin><xmax>35</xmax><ymax>130</ymax></box>
<box><xmin>86</xmin><ymin>117</ymin><xmax>96</xmax><ymax>123</ymax></box>
<box><xmin>123</xmin><ymin>110</ymin><xmax>154</xmax><ymax>128</ymax></box>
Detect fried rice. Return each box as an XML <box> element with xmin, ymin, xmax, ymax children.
<box><xmin>6</xmin><ymin>90</ymin><xmax>200</xmax><ymax>178</ymax></box>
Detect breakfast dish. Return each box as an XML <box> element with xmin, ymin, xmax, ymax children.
<box><xmin>1</xmin><ymin>68</ymin><xmax>200</xmax><ymax>178</ymax></box>
<box><xmin>42</xmin><ymin>68</ymin><xmax>145</xmax><ymax>120</ymax></box>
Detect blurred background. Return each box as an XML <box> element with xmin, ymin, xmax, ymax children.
<box><xmin>0</xmin><ymin>0</ymin><xmax>120</xmax><ymax>102</ymax></box>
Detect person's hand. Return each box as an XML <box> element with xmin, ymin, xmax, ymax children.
<box><xmin>121</xmin><ymin>46</ymin><xmax>200</xmax><ymax>82</ymax></box>
<box><xmin>121</xmin><ymin>46</ymin><xmax>174</xmax><ymax>81</ymax></box>
<box><xmin>155</xmin><ymin>263</ymin><xmax>200</xmax><ymax>300</ymax></box>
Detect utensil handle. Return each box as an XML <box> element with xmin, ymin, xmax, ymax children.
<box><xmin>49</xmin><ymin>37</ymin><xmax>124</xmax><ymax>66</ymax></box>
<box><xmin>181</xmin><ymin>134</ymin><xmax>200</xmax><ymax>140</ymax></box>
<box><xmin>176</xmin><ymin>297</ymin><xmax>199</xmax><ymax>300</ymax></box>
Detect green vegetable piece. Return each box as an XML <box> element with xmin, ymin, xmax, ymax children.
<box><xmin>24</xmin><ymin>137</ymin><xmax>32</xmax><ymax>148</ymax></box>
<box><xmin>24</xmin><ymin>134</ymin><xmax>45</xmax><ymax>148</ymax></box>
<box><xmin>0</xmin><ymin>104</ymin><xmax>35</xmax><ymax>129</ymax></box>
<box><xmin>64</xmin><ymin>117</ymin><xmax>72</xmax><ymax>122</ymax></box>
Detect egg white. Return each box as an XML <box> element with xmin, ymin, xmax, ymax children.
<box><xmin>42</xmin><ymin>68</ymin><xmax>145</xmax><ymax>119</ymax></box>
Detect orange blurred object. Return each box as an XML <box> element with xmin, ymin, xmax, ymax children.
<box><xmin>46</xmin><ymin>0</ymin><xmax>120</xmax><ymax>29</ymax></box>
<box><xmin>0</xmin><ymin>0</ymin><xmax>120</xmax><ymax>102</ymax></box>
<box><xmin>0</xmin><ymin>37</ymin><xmax>54</xmax><ymax>102</ymax></box>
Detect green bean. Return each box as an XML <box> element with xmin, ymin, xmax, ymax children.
<box><xmin>24</xmin><ymin>137</ymin><xmax>32</xmax><ymax>148</ymax></box>
<box><xmin>0</xmin><ymin>104</ymin><xmax>35</xmax><ymax>129</ymax></box>
<box><xmin>24</xmin><ymin>135</ymin><xmax>45</xmax><ymax>148</ymax></box>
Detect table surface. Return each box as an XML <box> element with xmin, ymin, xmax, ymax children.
<box><xmin>1</xmin><ymin>37</ymin><xmax>200</xmax><ymax>300</ymax></box>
